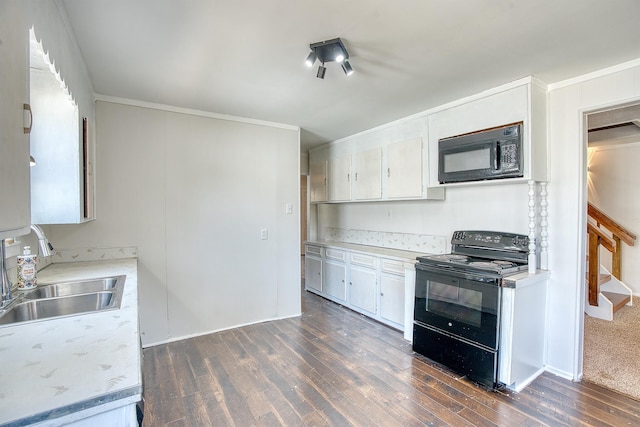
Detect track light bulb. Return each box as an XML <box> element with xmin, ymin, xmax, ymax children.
<box><xmin>335</xmin><ymin>53</ymin><xmax>344</xmax><ymax>63</ymax></box>
<box><xmin>341</xmin><ymin>60</ymin><xmax>354</xmax><ymax>76</ymax></box>
<box><xmin>305</xmin><ymin>50</ymin><xmax>317</xmax><ymax>67</ymax></box>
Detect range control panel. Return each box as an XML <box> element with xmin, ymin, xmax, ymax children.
<box><xmin>451</xmin><ymin>230</ymin><xmax>529</xmax><ymax>251</ymax></box>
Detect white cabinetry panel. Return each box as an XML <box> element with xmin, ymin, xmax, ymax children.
<box><xmin>324</xmin><ymin>259</ymin><xmax>347</xmax><ymax>302</ymax></box>
<box><xmin>0</xmin><ymin>2</ymin><xmax>30</xmax><ymax>238</ymax></box>
<box><xmin>309</xmin><ymin>161</ymin><xmax>327</xmax><ymax>202</ymax></box>
<box><xmin>329</xmin><ymin>156</ymin><xmax>352</xmax><ymax>202</ymax></box>
<box><xmin>305</xmin><ymin>254</ymin><xmax>322</xmax><ymax>292</ymax></box>
<box><xmin>387</xmin><ymin>138</ymin><xmax>422</xmax><ymax>198</ymax></box>
<box><xmin>349</xmin><ymin>265</ymin><xmax>377</xmax><ymax>315</ymax></box>
<box><xmin>380</xmin><ymin>274</ymin><xmax>405</xmax><ymax>326</ymax></box>
<box><xmin>354</xmin><ymin>148</ymin><xmax>382</xmax><ymax>200</ymax></box>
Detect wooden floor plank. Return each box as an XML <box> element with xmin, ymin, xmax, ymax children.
<box><xmin>142</xmin><ymin>290</ymin><xmax>640</xmax><ymax>426</ymax></box>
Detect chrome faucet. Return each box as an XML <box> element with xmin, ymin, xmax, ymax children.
<box><xmin>1</xmin><ymin>239</ymin><xmax>13</xmax><ymax>308</ymax></box>
<box><xmin>30</xmin><ymin>224</ymin><xmax>54</xmax><ymax>257</ymax></box>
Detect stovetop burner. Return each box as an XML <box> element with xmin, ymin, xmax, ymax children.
<box><xmin>416</xmin><ymin>230</ymin><xmax>530</xmax><ymax>276</ymax></box>
<box><xmin>417</xmin><ymin>253</ymin><xmax>526</xmax><ymax>274</ymax></box>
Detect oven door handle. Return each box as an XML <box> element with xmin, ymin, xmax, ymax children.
<box><xmin>415</xmin><ymin>263</ymin><xmax>501</xmax><ymax>284</ymax></box>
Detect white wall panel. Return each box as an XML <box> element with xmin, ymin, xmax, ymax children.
<box><xmin>546</xmin><ymin>63</ymin><xmax>640</xmax><ymax>379</ymax></box>
<box><xmin>51</xmin><ymin>102</ymin><xmax>169</xmax><ymax>344</ymax></box>
<box><xmin>51</xmin><ymin>101</ymin><xmax>300</xmax><ymax>346</ymax></box>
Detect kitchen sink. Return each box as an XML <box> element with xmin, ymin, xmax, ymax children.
<box><xmin>23</xmin><ymin>276</ymin><xmax>121</xmax><ymax>299</ymax></box>
<box><xmin>0</xmin><ymin>275</ymin><xmax>126</xmax><ymax>326</ymax></box>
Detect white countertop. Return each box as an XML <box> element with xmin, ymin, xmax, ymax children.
<box><xmin>502</xmin><ymin>269</ymin><xmax>551</xmax><ymax>288</ymax></box>
<box><xmin>0</xmin><ymin>259</ymin><xmax>141</xmax><ymax>426</ymax></box>
<box><xmin>305</xmin><ymin>240</ymin><xmax>432</xmax><ymax>264</ymax></box>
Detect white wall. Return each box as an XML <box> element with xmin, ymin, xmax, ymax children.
<box><xmin>587</xmin><ymin>143</ymin><xmax>640</xmax><ymax>294</ymax></box>
<box><xmin>50</xmin><ymin>101</ymin><xmax>301</xmax><ymax>346</ymax></box>
<box><xmin>317</xmin><ymin>183</ymin><xmax>531</xmax><ymax>241</ymax></box>
<box><xmin>545</xmin><ymin>61</ymin><xmax>640</xmax><ymax>380</ymax></box>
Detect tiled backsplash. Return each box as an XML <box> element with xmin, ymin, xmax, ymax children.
<box><xmin>52</xmin><ymin>247</ymin><xmax>138</xmax><ymax>263</ymax></box>
<box><xmin>324</xmin><ymin>227</ymin><xmax>447</xmax><ymax>254</ymax></box>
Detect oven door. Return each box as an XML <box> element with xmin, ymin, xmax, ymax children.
<box><xmin>414</xmin><ymin>263</ymin><xmax>501</xmax><ymax>349</ymax></box>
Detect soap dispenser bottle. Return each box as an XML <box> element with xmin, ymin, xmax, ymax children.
<box><xmin>17</xmin><ymin>246</ymin><xmax>38</xmax><ymax>290</ymax></box>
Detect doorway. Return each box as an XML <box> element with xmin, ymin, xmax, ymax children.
<box><xmin>582</xmin><ymin>102</ymin><xmax>640</xmax><ymax>399</ymax></box>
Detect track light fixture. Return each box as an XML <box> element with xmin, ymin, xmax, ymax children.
<box><xmin>304</xmin><ymin>38</ymin><xmax>354</xmax><ymax>79</ymax></box>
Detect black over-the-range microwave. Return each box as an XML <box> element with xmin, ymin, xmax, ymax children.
<box><xmin>438</xmin><ymin>122</ymin><xmax>524</xmax><ymax>184</ymax></box>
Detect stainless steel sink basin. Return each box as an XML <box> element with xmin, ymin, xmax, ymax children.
<box><xmin>0</xmin><ymin>292</ymin><xmax>114</xmax><ymax>325</ymax></box>
<box><xmin>0</xmin><ymin>275</ymin><xmax>126</xmax><ymax>326</ymax></box>
<box><xmin>24</xmin><ymin>276</ymin><xmax>119</xmax><ymax>299</ymax></box>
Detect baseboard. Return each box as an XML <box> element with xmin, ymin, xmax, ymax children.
<box><xmin>543</xmin><ymin>365</ymin><xmax>575</xmax><ymax>382</ymax></box>
<box><xmin>142</xmin><ymin>312</ymin><xmax>303</xmax><ymax>348</ymax></box>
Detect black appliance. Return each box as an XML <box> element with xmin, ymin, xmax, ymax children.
<box><xmin>413</xmin><ymin>230</ymin><xmax>529</xmax><ymax>389</ymax></box>
<box><xmin>438</xmin><ymin>123</ymin><xmax>523</xmax><ymax>184</ymax></box>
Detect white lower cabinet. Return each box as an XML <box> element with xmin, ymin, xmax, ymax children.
<box><xmin>304</xmin><ymin>244</ymin><xmax>323</xmax><ymax>292</ymax></box>
<box><xmin>379</xmin><ymin>258</ymin><xmax>406</xmax><ymax>328</ymax></box>
<box><xmin>305</xmin><ymin>255</ymin><xmax>322</xmax><ymax>292</ymax></box>
<box><xmin>380</xmin><ymin>274</ymin><xmax>405</xmax><ymax>327</ymax></box>
<box><xmin>304</xmin><ymin>244</ymin><xmax>408</xmax><ymax>331</ymax></box>
<box><xmin>324</xmin><ymin>248</ymin><xmax>347</xmax><ymax>302</ymax></box>
<box><xmin>349</xmin><ymin>267</ymin><xmax>377</xmax><ymax>315</ymax></box>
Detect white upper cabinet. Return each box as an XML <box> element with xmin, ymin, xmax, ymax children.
<box><xmin>427</xmin><ymin>77</ymin><xmax>548</xmax><ymax>187</ymax></box>
<box><xmin>386</xmin><ymin>138</ymin><xmax>422</xmax><ymax>199</ymax></box>
<box><xmin>353</xmin><ymin>147</ymin><xmax>382</xmax><ymax>200</ymax></box>
<box><xmin>29</xmin><ymin>34</ymin><xmax>95</xmax><ymax>224</ymax></box>
<box><xmin>309</xmin><ymin>160</ymin><xmax>327</xmax><ymax>203</ymax></box>
<box><xmin>328</xmin><ymin>155</ymin><xmax>352</xmax><ymax>202</ymax></box>
<box><xmin>309</xmin><ymin>115</ymin><xmax>444</xmax><ymax>203</ymax></box>
<box><xmin>0</xmin><ymin>2</ymin><xmax>31</xmax><ymax>239</ymax></box>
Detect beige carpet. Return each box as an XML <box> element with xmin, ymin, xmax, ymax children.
<box><xmin>583</xmin><ymin>297</ymin><xmax>640</xmax><ymax>400</ymax></box>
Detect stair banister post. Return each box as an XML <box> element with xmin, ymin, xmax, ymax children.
<box><xmin>612</xmin><ymin>235</ymin><xmax>622</xmax><ymax>280</ymax></box>
<box><xmin>588</xmin><ymin>230</ymin><xmax>600</xmax><ymax>306</ymax></box>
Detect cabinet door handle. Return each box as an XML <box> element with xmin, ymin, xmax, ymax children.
<box><xmin>355</xmin><ymin>172</ymin><xmax>358</xmax><ymax>181</ymax></box>
<box><xmin>347</xmin><ymin>173</ymin><xmax>350</xmax><ymax>182</ymax></box>
<box><xmin>23</xmin><ymin>103</ymin><xmax>33</xmax><ymax>134</ymax></box>
<box><xmin>380</xmin><ymin>292</ymin><xmax>384</xmax><ymax>296</ymax></box>
<box><xmin>387</xmin><ymin>168</ymin><xmax>390</xmax><ymax>178</ymax></box>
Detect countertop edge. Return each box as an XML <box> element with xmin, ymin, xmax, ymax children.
<box><xmin>4</xmin><ymin>386</ymin><xmax>142</xmax><ymax>427</ymax></box>
<box><xmin>502</xmin><ymin>269</ymin><xmax>551</xmax><ymax>288</ymax></box>
<box><xmin>304</xmin><ymin>240</ymin><xmax>434</xmax><ymax>262</ymax></box>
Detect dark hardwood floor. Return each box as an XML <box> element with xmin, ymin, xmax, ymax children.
<box><xmin>142</xmin><ymin>290</ymin><xmax>640</xmax><ymax>426</ymax></box>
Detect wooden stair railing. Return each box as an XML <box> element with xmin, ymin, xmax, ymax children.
<box><xmin>587</xmin><ymin>202</ymin><xmax>636</xmax><ymax>307</ymax></box>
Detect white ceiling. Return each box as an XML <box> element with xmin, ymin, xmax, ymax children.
<box><xmin>60</xmin><ymin>0</ymin><xmax>640</xmax><ymax>152</ymax></box>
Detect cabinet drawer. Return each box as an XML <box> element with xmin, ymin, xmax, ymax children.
<box><xmin>381</xmin><ymin>259</ymin><xmax>405</xmax><ymax>276</ymax></box>
<box><xmin>305</xmin><ymin>245</ymin><xmax>322</xmax><ymax>257</ymax></box>
<box><xmin>350</xmin><ymin>253</ymin><xmax>377</xmax><ymax>268</ymax></box>
<box><xmin>325</xmin><ymin>248</ymin><xmax>346</xmax><ymax>262</ymax></box>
